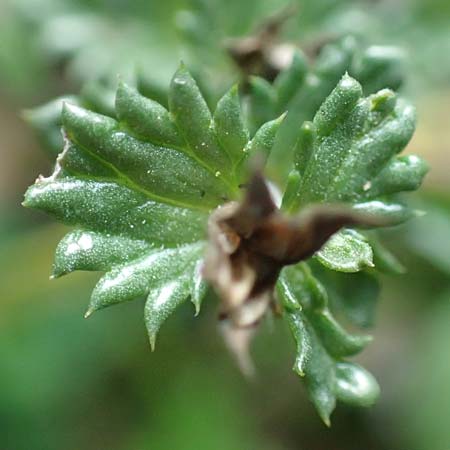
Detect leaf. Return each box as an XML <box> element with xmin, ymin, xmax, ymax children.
<box><xmin>276</xmin><ymin>73</ymin><xmax>426</xmax><ymax>422</ymax></box>
<box><xmin>190</xmin><ymin>260</ymin><xmax>209</xmax><ymax>316</ymax></box>
<box><xmin>88</xmin><ymin>243</ymin><xmax>203</xmax><ymax>314</ymax></box>
<box><xmin>310</xmin><ymin>260</ymin><xmax>380</xmax><ymax>329</ymax></box>
<box><xmin>334</xmin><ymin>362</ymin><xmax>380</xmax><ymax>407</ymax></box>
<box><xmin>213</xmin><ymin>84</ymin><xmax>249</xmax><ymax>164</ymax></box>
<box><xmin>279</xmin><ymin>263</ymin><xmax>377</xmax><ymax>424</ymax></box>
<box><xmin>23</xmin><ymin>65</ymin><xmax>279</xmax><ymax>345</ymax></box>
<box><xmin>284</xmin><ymin>75</ymin><xmax>427</xmax><ymax>273</ymax></box>
<box><xmin>244</xmin><ymin>36</ymin><xmax>409</xmax><ymax>180</ymax></box>
<box><xmin>315</xmin><ymin>229</ymin><xmax>374</xmax><ymax>273</ymax></box>
<box><xmin>23</xmin><ymin>64</ymin><xmax>426</xmax><ymax>425</ymax></box>
<box><xmin>367</xmin><ymin>235</ymin><xmax>406</xmax><ymax>275</ymax></box>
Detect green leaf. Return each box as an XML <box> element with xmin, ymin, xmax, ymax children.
<box><xmin>246</xmin><ymin>76</ymin><xmax>277</xmax><ymax>134</ymax></box>
<box><xmin>273</xmin><ymin>73</ymin><xmax>425</xmax><ymax>422</ymax></box>
<box><xmin>213</xmin><ymin>84</ymin><xmax>249</xmax><ymax>164</ymax></box>
<box><xmin>145</xmin><ymin>272</ymin><xmax>194</xmax><ymax>350</ymax></box>
<box><xmin>273</xmin><ymin>49</ymin><xmax>308</xmax><ymax>109</ymax></box>
<box><xmin>23</xmin><ymin>62</ymin><xmax>426</xmax><ymax>426</ymax></box>
<box><xmin>279</xmin><ymin>263</ymin><xmax>376</xmax><ymax>424</ymax></box>
<box><xmin>169</xmin><ymin>64</ymin><xmax>232</xmax><ymax>173</ymax></box>
<box><xmin>283</xmin><ymin>75</ymin><xmax>426</xmax><ymax>273</ymax></box>
<box><xmin>190</xmin><ymin>260</ymin><xmax>209</xmax><ymax>316</ymax></box>
<box><xmin>88</xmin><ymin>243</ymin><xmax>203</xmax><ymax>314</ymax></box>
<box><xmin>238</xmin><ymin>113</ymin><xmax>286</xmax><ymax>178</ymax></box>
<box><xmin>334</xmin><ymin>362</ymin><xmax>380</xmax><ymax>407</ymax></box>
<box><xmin>315</xmin><ymin>229</ymin><xmax>374</xmax><ymax>273</ymax></box>
<box><xmin>52</xmin><ymin>230</ymin><xmax>154</xmax><ymax>278</ymax></box>
<box><xmin>116</xmin><ymin>81</ymin><xmax>183</xmax><ymax>149</ymax></box>
<box><xmin>248</xmin><ymin>37</ymin><xmax>409</xmax><ymax>181</ymax></box>
<box><xmin>310</xmin><ymin>260</ymin><xmax>380</xmax><ymax>329</ymax></box>
<box><xmin>23</xmin><ymin>66</ymin><xmax>283</xmax><ymax>345</ymax></box>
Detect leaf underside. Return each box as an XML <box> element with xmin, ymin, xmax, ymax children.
<box><xmin>23</xmin><ymin>64</ymin><xmax>427</xmax><ymax>423</ymax></box>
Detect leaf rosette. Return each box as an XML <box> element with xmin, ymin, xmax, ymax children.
<box><xmin>24</xmin><ymin>64</ymin><xmax>427</xmax><ymax>423</ymax></box>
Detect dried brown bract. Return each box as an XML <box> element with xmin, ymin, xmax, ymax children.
<box><xmin>204</xmin><ymin>172</ymin><xmax>384</xmax><ymax>375</ymax></box>
<box><xmin>224</xmin><ymin>4</ymin><xmax>298</xmax><ymax>81</ymax></box>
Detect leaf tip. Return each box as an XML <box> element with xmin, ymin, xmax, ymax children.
<box><xmin>84</xmin><ymin>307</ymin><xmax>95</xmax><ymax>319</ymax></box>
<box><xmin>50</xmin><ymin>268</ymin><xmax>64</xmax><ymax>280</ymax></box>
<box><xmin>277</xmin><ymin>111</ymin><xmax>288</xmax><ymax>124</ymax></box>
<box><xmin>193</xmin><ymin>302</ymin><xmax>201</xmax><ymax>317</ymax></box>
<box><xmin>231</xmin><ymin>82</ymin><xmax>239</xmax><ymax>93</ymax></box>
<box><xmin>293</xmin><ymin>366</ymin><xmax>305</xmax><ymax>377</ymax></box>
<box><xmin>116</xmin><ymin>78</ymin><xmax>128</xmax><ymax>92</ymax></box>
<box><xmin>175</xmin><ymin>60</ymin><xmax>189</xmax><ymax>76</ymax></box>
<box><xmin>413</xmin><ymin>209</ymin><xmax>426</xmax><ymax>217</ymax></box>
<box><xmin>22</xmin><ymin>183</ymin><xmax>42</xmax><ymax>209</ymax></box>
<box><xmin>149</xmin><ymin>334</ymin><xmax>157</xmax><ymax>351</ymax></box>
<box><xmin>338</xmin><ymin>72</ymin><xmax>363</xmax><ymax>98</ymax></box>
<box><xmin>61</xmin><ymin>101</ymin><xmax>83</xmax><ymax>126</ymax></box>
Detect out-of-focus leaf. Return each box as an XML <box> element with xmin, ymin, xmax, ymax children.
<box><xmin>310</xmin><ymin>260</ymin><xmax>380</xmax><ymax>329</ymax></box>
<box><xmin>24</xmin><ymin>80</ymin><xmax>117</xmax><ymax>157</ymax></box>
<box><xmin>245</xmin><ymin>36</ymin><xmax>409</xmax><ymax>180</ymax></box>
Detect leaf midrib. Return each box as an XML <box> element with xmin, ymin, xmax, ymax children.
<box><xmin>63</xmin><ymin>135</ymin><xmax>213</xmax><ymax>213</ymax></box>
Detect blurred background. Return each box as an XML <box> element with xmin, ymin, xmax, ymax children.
<box><xmin>0</xmin><ymin>0</ymin><xmax>449</xmax><ymax>449</ymax></box>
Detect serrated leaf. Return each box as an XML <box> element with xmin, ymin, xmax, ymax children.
<box><xmin>23</xmin><ymin>66</ymin><xmax>283</xmax><ymax>344</ymax></box>
<box><xmin>88</xmin><ymin>243</ymin><xmax>203</xmax><ymax>315</ymax></box>
<box><xmin>279</xmin><ymin>263</ymin><xmax>376</xmax><ymax>423</ymax></box>
<box><xmin>274</xmin><ymin>75</ymin><xmax>421</xmax><ymax>420</ymax></box>
<box><xmin>145</xmin><ymin>273</ymin><xmax>194</xmax><ymax>350</ymax></box>
<box><xmin>169</xmin><ymin>64</ymin><xmax>232</xmax><ymax>172</ymax></box>
<box><xmin>256</xmin><ymin>36</ymin><xmax>408</xmax><ymax>179</ymax></box>
<box><xmin>23</xmin><ymin>61</ymin><xmax>426</xmax><ymax>426</ymax></box>
<box><xmin>282</xmin><ymin>74</ymin><xmax>426</xmax><ymax>275</ymax></box>
<box><xmin>24</xmin><ymin>178</ymin><xmax>206</xmax><ymax>246</ymax></box>
<box><xmin>52</xmin><ymin>230</ymin><xmax>154</xmax><ymax>278</ymax></box>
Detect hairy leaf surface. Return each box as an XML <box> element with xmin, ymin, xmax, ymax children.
<box><xmin>24</xmin><ymin>66</ymin><xmax>280</xmax><ymax>347</ymax></box>
<box><xmin>24</xmin><ymin>67</ymin><xmax>426</xmax><ymax>423</ymax></box>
